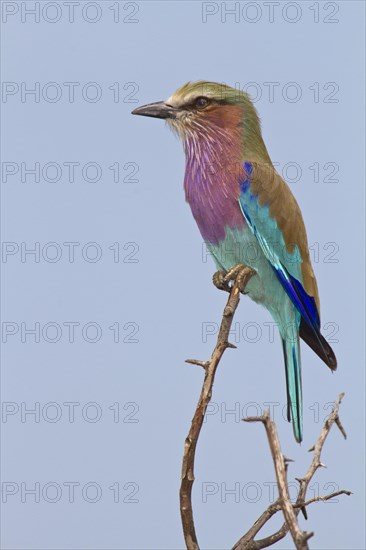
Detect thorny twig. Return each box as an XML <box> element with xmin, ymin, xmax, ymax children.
<box><xmin>233</xmin><ymin>394</ymin><xmax>349</xmax><ymax>550</ymax></box>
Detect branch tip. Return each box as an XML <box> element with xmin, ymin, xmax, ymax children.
<box><xmin>242</xmin><ymin>415</ymin><xmax>266</xmax><ymax>423</ymax></box>
<box><xmin>304</xmin><ymin>531</ymin><xmax>314</xmax><ymax>542</ymax></box>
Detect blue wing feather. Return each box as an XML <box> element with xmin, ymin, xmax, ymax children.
<box><xmin>239</xmin><ymin>162</ymin><xmax>320</xmax><ymax>333</ymax></box>
<box><xmin>238</xmin><ymin>161</ymin><xmax>336</xmax><ymax>370</ymax></box>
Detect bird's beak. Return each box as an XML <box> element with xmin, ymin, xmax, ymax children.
<box><xmin>131</xmin><ymin>101</ymin><xmax>177</xmax><ymax>119</ymax></box>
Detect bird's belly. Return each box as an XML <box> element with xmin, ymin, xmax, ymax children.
<box><xmin>208</xmin><ymin>226</ymin><xmax>284</xmax><ymax>312</ymax></box>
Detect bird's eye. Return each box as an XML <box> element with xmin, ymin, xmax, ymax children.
<box><xmin>195</xmin><ymin>97</ymin><xmax>209</xmax><ymax>109</ymax></box>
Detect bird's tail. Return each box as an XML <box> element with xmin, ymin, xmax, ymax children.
<box><xmin>282</xmin><ymin>335</ymin><xmax>303</xmax><ymax>443</ymax></box>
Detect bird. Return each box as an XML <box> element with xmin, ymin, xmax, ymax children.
<box><xmin>132</xmin><ymin>81</ymin><xmax>337</xmax><ymax>443</ymax></box>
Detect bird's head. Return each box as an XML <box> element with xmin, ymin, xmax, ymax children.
<box><xmin>132</xmin><ymin>81</ymin><xmax>270</xmax><ymax>163</ymax></box>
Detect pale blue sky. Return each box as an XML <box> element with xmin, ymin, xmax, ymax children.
<box><xmin>1</xmin><ymin>1</ymin><xmax>365</xmax><ymax>549</ymax></box>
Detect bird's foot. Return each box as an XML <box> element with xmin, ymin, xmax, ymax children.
<box><xmin>213</xmin><ymin>263</ymin><xmax>255</xmax><ymax>294</ymax></box>
<box><xmin>212</xmin><ymin>270</ymin><xmax>231</xmax><ymax>292</ymax></box>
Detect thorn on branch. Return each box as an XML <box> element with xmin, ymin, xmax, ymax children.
<box><xmin>185</xmin><ymin>358</ymin><xmax>209</xmax><ymax>369</ymax></box>
<box><xmin>335</xmin><ymin>416</ymin><xmax>347</xmax><ymax>439</ymax></box>
<box><xmin>226</xmin><ymin>341</ymin><xmax>237</xmax><ymax>349</ymax></box>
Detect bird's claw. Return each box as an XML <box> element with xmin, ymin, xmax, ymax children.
<box><xmin>212</xmin><ymin>270</ymin><xmax>231</xmax><ymax>292</ymax></box>
<box><xmin>213</xmin><ymin>264</ymin><xmax>255</xmax><ymax>294</ymax></box>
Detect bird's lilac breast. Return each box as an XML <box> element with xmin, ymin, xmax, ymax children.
<box><xmin>184</xmin><ymin>160</ymin><xmax>246</xmax><ymax>245</ymax></box>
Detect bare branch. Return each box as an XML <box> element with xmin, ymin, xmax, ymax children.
<box><xmin>231</xmin><ymin>499</ymin><xmax>282</xmax><ymax>550</ymax></box>
<box><xmin>301</xmin><ymin>393</ymin><xmax>345</xmax><ymax>486</ymax></box>
<box><xmin>294</xmin><ymin>490</ymin><xmax>352</xmax><ymax>508</ymax></box>
<box><xmin>232</xmin><ymin>393</ymin><xmax>349</xmax><ymax>550</ymax></box>
<box><xmin>243</xmin><ymin>412</ymin><xmax>312</xmax><ymax>549</ymax></box>
<box><xmin>179</xmin><ymin>264</ymin><xmax>349</xmax><ymax>550</ymax></box>
<box><xmin>179</xmin><ymin>265</ymin><xmax>255</xmax><ymax>550</ymax></box>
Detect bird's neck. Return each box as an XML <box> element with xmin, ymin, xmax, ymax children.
<box><xmin>182</xmin><ymin>115</ymin><xmax>271</xmax><ymax>204</ymax></box>
<box><xmin>181</xmin><ymin>110</ymin><xmax>272</xmax><ymax>243</ymax></box>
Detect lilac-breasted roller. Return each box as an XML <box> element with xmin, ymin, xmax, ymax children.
<box><xmin>132</xmin><ymin>81</ymin><xmax>337</xmax><ymax>443</ymax></box>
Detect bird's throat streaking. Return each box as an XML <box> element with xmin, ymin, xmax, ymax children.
<box><xmin>181</xmin><ymin>115</ymin><xmax>246</xmax><ymax>244</ymax></box>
